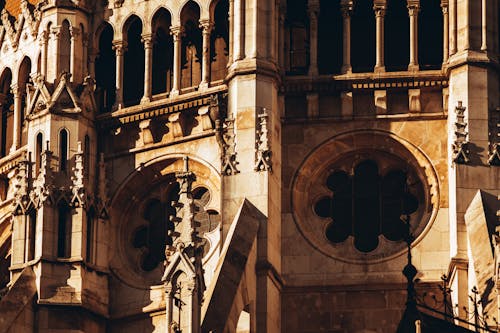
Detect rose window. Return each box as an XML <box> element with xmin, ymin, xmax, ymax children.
<box><xmin>313</xmin><ymin>159</ymin><xmax>419</xmax><ymax>253</ymax></box>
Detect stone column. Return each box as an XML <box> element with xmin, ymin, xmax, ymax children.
<box><xmin>441</xmin><ymin>0</ymin><xmax>449</xmax><ymax>62</ymax></box>
<box><xmin>10</xmin><ymin>84</ymin><xmax>21</xmax><ymax>153</ymax></box>
<box><xmin>374</xmin><ymin>3</ymin><xmax>386</xmax><ymax>72</ymax></box>
<box><xmin>88</xmin><ymin>48</ymin><xmax>97</xmax><ymax>78</ymax></box>
<box><xmin>112</xmin><ymin>40</ymin><xmax>126</xmax><ymax>109</ymax></box>
<box><xmin>481</xmin><ymin>0</ymin><xmax>487</xmax><ymax>51</ymax></box>
<box><xmin>51</xmin><ymin>26</ymin><xmax>61</xmax><ymax>81</ymax></box>
<box><xmin>82</xmin><ymin>33</ymin><xmax>89</xmax><ymax>76</ymax></box>
<box><xmin>39</xmin><ymin>30</ymin><xmax>49</xmax><ymax>77</ymax></box>
<box><xmin>170</xmin><ymin>26</ymin><xmax>183</xmax><ymax>97</ymax></box>
<box><xmin>228</xmin><ymin>0</ymin><xmax>234</xmax><ymax>66</ymax></box>
<box><xmin>199</xmin><ymin>20</ymin><xmax>213</xmax><ymax>90</ymax></box>
<box><xmin>234</xmin><ymin>0</ymin><xmax>245</xmax><ymax>61</ymax></box>
<box><xmin>407</xmin><ymin>1</ymin><xmax>420</xmax><ymax>71</ymax></box>
<box><xmin>341</xmin><ymin>1</ymin><xmax>353</xmax><ymax>73</ymax></box>
<box><xmin>308</xmin><ymin>0</ymin><xmax>319</xmax><ymax>76</ymax></box>
<box><xmin>69</xmin><ymin>26</ymin><xmax>80</xmax><ymax>81</ymax></box>
<box><xmin>449</xmin><ymin>0</ymin><xmax>457</xmax><ymax>54</ymax></box>
<box><xmin>141</xmin><ymin>34</ymin><xmax>153</xmax><ymax>103</ymax></box>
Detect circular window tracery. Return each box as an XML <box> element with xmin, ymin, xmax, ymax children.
<box><xmin>313</xmin><ymin>159</ymin><xmax>419</xmax><ymax>253</ymax></box>
<box><xmin>292</xmin><ymin>131</ymin><xmax>439</xmax><ymax>263</ymax></box>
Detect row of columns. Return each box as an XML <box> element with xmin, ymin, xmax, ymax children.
<box><xmin>299</xmin><ymin>0</ymin><xmax>449</xmax><ymax>75</ymax></box>
<box><xmin>112</xmin><ymin>19</ymin><xmax>215</xmax><ymax>109</ymax></box>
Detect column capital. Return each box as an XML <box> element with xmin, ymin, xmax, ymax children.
<box><xmin>373</xmin><ymin>3</ymin><xmax>386</xmax><ymax>17</ymax></box>
<box><xmin>170</xmin><ymin>26</ymin><xmax>184</xmax><ymax>39</ymax></box>
<box><xmin>407</xmin><ymin>0</ymin><xmax>420</xmax><ymax>14</ymax></box>
<box><xmin>198</xmin><ymin>19</ymin><xmax>214</xmax><ymax>32</ymax></box>
<box><xmin>141</xmin><ymin>33</ymin><xmax>154</xmax><ymax>48</ymax></box>
<box><xmin>51</xmin><ymin>26</ymin><xmax>61</xmax><ymax>39</ymax></box>
<box><xmin>39</xmin><ymin>30</ymin><xmax>49</xmax><ymax>44</ymax></box>
<box><xmin>10</xmin><ymin>84</ymin><xmax>22</xmax><ymax>96</ymax></box>
<box><xmin>308</xmin><ymin>2</ymin><xmax>320</xmax><ymax>17</ymax></box>
<box><xmin>69</xmin><ymin>26</ymin><xmax>81</xmax><ymax>40</ymax></box>
<box><xmin>340</xmin><ymin>2</ymin><xmax>353</xmax><ymax>17</ymax></box>
<box><xmin>112</xmin><ymin>40</ymin><xmax>127</xmax><ymax>55</ymax></box>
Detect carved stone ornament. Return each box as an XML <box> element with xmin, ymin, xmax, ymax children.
<box><xmin>70</xmin><ymin>142</ymin><xmax>86</xmax><ymax>208</ymax></box>
<box><xmin>255</xmin><ymin>108</ymin><xmax>272</xmax><ymax>172</ymax></box>
<box><xmin>452</xmin><ymin>101</ymin><xmax>469</xmax><ymax>164</ymax></box>
<box><xmin>31</xmin><ymin>142</ymin><xmax>55</xmax><ymax>208</ymax></box>
<box><xmin>12</xmin><ymin>153</ymin><xmax>32</xmax><ymax>215</ymax></box>
<box><xmin>216</xmin><ymin>117</ymin><xmax>239</xmax><ymax>175</ymax></box>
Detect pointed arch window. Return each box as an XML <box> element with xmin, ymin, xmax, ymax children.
<box><xmin>285</xmin><ymin>0</ymin><xmax>309</xmax><ymax>75</ymax></box>
<box><xmin>0</xmin><ymin>69</ymin><xmax>13</xmax><ymax>158</ymax></box>
<box><xmin>180</xmin><ymin>1</ymin><xmax>203</xmax><ymax>90</ymax></box>
<box><xmin>152</xmin><ymin>9</ymin><xmax>174</xmax><ymax>95</ymax></box>
<box><xmin>27</xmin><ymin>209</ymin><xmax>37</xmax><ymax>261</ymax></box>
<box><xmin>95</xmin><ymin>23</ymin><xmax>116</xmax><ymax>113</ymax></box>
<box><xmin>59</xmin><ymin>20</ymin><xmax>71</xmax><ymax>75</ymax></box>
<box><xmin>59</xmin><ymin>129</ymin><xmax>68</xmax><ymax>172</ymax></box>
<box><xmin>35</xmin><ymin>133</ymin><xmax>43</xmax><ymax>176</ymax></box>
<box><xmin>210</xmin><ymin>0</ymin><xmax>229</xmax><ymax>82</ymax></box>
<box><xmin>123</xmin><ymin>16</ymin><xmax>145</xmax><ymax>106</ymax></box>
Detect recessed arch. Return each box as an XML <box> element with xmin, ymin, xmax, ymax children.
<box><xmin>18</xmin><ymin>57</ymin><xmax>31</xmax><ymax>148</ymax></box>
<box><xmin>0</xmin><ymin>68</ymin><xmax>13</xmax><ymax>158</ymax></box>
<box><xmin>285</xmin><ymin>0</ymin><xmax>309</xmax><ymax>75</ymax></box>
<box><xmin>385</xmin><ymin>0</ymin><xmax>410</xmax><ymax>71</ymax></box>
<box><xmin>123</xmin><ymin>15</ymin><xmax>145</xmax><ymax>106</ymax></box>
<box><xmin>58</xmin><ymin>128</ymin><xmax>69</xmax><ymax>172</ymax></box>
<box><xmin>418</xmin><ymin>0</ymin><xmax>443</xmax><ymax>69</ymax></box>
<box><xmin>180</xmin><ymin>1</ymin><xmax>202</xmax><ymax>90</ymax></box>
<box><xmin>59</xmin><ymin>20</ymin><xmax>71</xmax><ymax>75</ymax></box>
<box><xmin>210</xmin><ymin>0</ymin><xmax>229</xmax><ymax>82</ymax></box>
<box><xmin>151</xmin><ymin>8</ymin><xmax>174</xmax><ymax>95</ymax></box>
<box><xmin>351</xmin><ymin>0</ymin><xmax>375</xmax><ymax>72</ymax></box>
<box><xmin>95</xmin><ymin>22</ymin><xmax>116</xmax><ymax>113</ymax></box>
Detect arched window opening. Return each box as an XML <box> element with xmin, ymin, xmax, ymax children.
<box><xmin>318</xmin><ymin>0</ymin><xmax>342</xmax><ymax>74</ymax></box>
<box><xmin>57</xmin><ymin>200</ymin><xmax>71</xmax><ymax>258</ymax></box>
<box><xmin>95</xmin><ymin>23</ymin><xmax>116</xmax><ymax>113</ymax></box>
<box><xmin>418</xmin><ymin>0</ymin><xmax>443</xmax><ymax>69</ymax></box>
<box><xmin>59</xmin><ymin>20</ymin><xmax>71</xmax><ymax>75</ymax></box>
<box><xmin>123</xmin><ymin>16</ymin><xmax>145</xmax><ymax>106</ymax></box>
<box><xmin>385</xmin><ymin>0</ymin><xmax>409</xmax><ymax>71</ymax></box>
<box><xmin>18</xmin><ymin>57</ymin><xmax>31</xmax><ymax>147</ymax></box>
<box><xmin>285</xmin><ymin>0</ymin><xmax>309</xmax><ymax>75</ymax></box>
<box><xmin>0</xmin><ymin>236</ymin><xmax>11</xmax><ymax>299</ymax></box>
<box><xmin>180</xmin><ymin>2</ymin><xmax>202</xmax><ymax>90</ymax></box>
<box><xmin>152</xmin><ymin>9</ymin><xmax>174</xmax><ymax>95</ymax></box>
<box><xmin>351</xmin><ymin>0</ymin><xmax>375</xmax><ymax>72</ymax></box>
<box><xmin>37</xmin><ymin>53</ymin><xmax>41</xmax><ymax>75</ymax></box>
<box><xmin>59</xmin><ymin>129</ymin><xmax>68</xmax><ymax>172</ymax></box>
<box><xmin>35</xmin><ymin>133</ymin><xmax>43</xmax><ymax>176</ymax></box>
<box><xmin>0</xmin><ymin>69</ymin><xmax>13</xmax><ymax>157</ymax></box>
<box><xmin>27</xmin><ymin>209</ymin><xmax>37</xmax><ymax>261</ymax></box>
<box><xmin>86</xmin><ymin>207</ymin><xmax>96</xmax><ymax>263</ymax></box>
<box><xmin>210</xmin><ymin>0</ymin><xmax>229</xmax><ymax>83</ymax></box>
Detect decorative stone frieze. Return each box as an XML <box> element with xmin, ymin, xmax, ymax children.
<box><xmin>12</xmin><ymin>153</ymin><xmax>32</xmax><ymax>215</ymax></box>
<box><xmin>31</xmin><ymin>143</ymin><xmax>54</xmax><ymax>208</ymax></box>
<box><xmin>70</xmin><ymin>142</ymin><xmax>86</xmax><ymax>208</ymax></box>
<box><xmin>452</xmin><ymin>101</ymin><xmax>469</xmax><ymax>164</ymax></box>
<box><xmin>255</xmin><ymin>108</ymin><xmax>272</xmax><ymax>172</ymax></box>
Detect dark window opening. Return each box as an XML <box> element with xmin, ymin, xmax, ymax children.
<box><xmin>35</xmin><ymin>133</ymin><xmax>43</xmax><ymax>176</ymax></box>
<box><xmin>0</xmin><ymin>69</ymin><xmax>13</xmax><ymax>158</ymax></box>
<box><xmin>385</xmin><ymin>0</ymin><xmax>410</xmax><ymax>71</ymax></box>
<box><xmin>59</xmin><ymin>129</ymin><xmax>68</xmax><ymax>172</ymax></box>
<box><xmin>59</xmin><ymin>20</ymin><xmax>71</xmax><ymax>75</ymax></box>
<box><xmin>351</xmin><ymin>0</ymin><xmax>375</xmax><ymax>72</ymax></box>
<box><xmin>27</xmin><ymin>209</ymin><xmax>36</xmax><ymax>261</ymax></box>
<box><xmin>318</xmin><ymin>0</ymin><xmax>342</xmax><ymax>74</ymax></box>
<box><xmin>314</xmin><ymin>159</ymin><xmax>419</xmax><ymax>253</ymax></box>
<box><xmin>0</xmin><ymin>237</ymin><xmax>10</xmax><ymax>299</ymax></box>
<box><xmin>285</xmin><ymin>0</ymin><xmax>309</xmax><ymax>75</ymax></box>
<box><xmin>181</xmin><ymin>1</ymin><xmax>202</xmax><ymax>90</ymax></box>
<box><xmin>86</xmin><ymin>207</ymin><xmax>96</xmax><ymax>263</ymax></box>
<box><xmin>18</xmin><ymin>57</ymin><xmax>31</xmax><ymax>147</ymax></box>
<box><xmin>152</xmin><ymin>9</ymin><xmax>174</xmax><ymax>95</ymax></box>
<box><xmin>57</xmin><ymin>201</ymin><xmax>71</xmax><ymax>258</ymax></box>
<box><xmin>418</xmin><ymin>0</ymin><xmax>443</xmax><ymax>69</ymax></box>
<box><xmin>210</xmin><ymin>0</ymin><xmax>229</xmax><ymax>82</ymax></box>
<box><xmin>123</xmin><ymin>16</ymin><xmax>145</xmax><ymax>106</ymax></box>
<box><xmin>95</xmin><ymin>23</ymin><xmax>116</xmax><ymax>113</ymax></box>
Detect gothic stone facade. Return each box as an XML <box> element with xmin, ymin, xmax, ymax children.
<box><xmin>0</xmin><ymin>0</ymin><xmax>499</xmax><ymax>332</ymax></box>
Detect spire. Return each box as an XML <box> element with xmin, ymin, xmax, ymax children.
<box><xmin>396</xmin><ymin>214</ymin><xmax>421</xmax><ymax>333</ymax></box>
<box><xmin>163</xmin><ymin>156</ymin><xmax>205</xmax><ymax>333</ymax></box>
